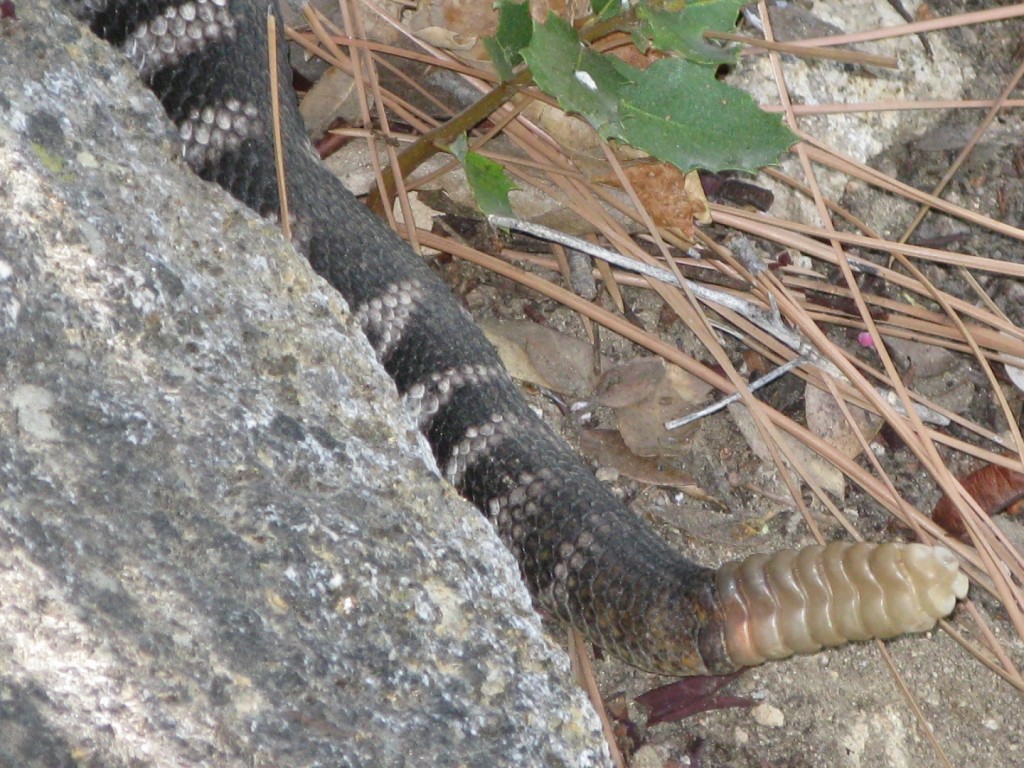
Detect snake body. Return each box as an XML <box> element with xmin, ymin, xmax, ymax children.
<box><xmin>73</xmin><ymin>0</ymin><xmax>967</xmax><ymax>676</ymax></box>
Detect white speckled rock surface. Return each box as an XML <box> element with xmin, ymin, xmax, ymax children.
<box><xmin>732</xmin><ymin>0</ymin><xmax>973</xmax><ymax>225</ymax></box>
<box><xmin>0</xmin><ymin>3</ymin><xmax>607</xmax><ymax>765</ymax></box>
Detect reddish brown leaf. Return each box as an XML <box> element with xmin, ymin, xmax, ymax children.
<box><xmin>932</xmin><ymin>462</ymin><xmax>1024</xmax><ymax>540</ymax></box>
<box><xmin>635</xmin><ymin>672</ymin><xmax>751</xmax><ymax>726</ymax></box>
<box><xmin>600</xmin><ymin>163</ymin><xmax>710</xmax><ymax>239</ymax></box>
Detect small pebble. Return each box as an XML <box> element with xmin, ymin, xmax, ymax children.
<box><xmin>630</xmin><ymin>744</ymin><xmax>670</xmax><ymax>768</ymax></box>
<box><xmin>752</xmin><ymin>703</ymin><xmax>785</xmax><ymax>728</ymax></box>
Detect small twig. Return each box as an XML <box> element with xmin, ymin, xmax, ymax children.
<box><xmin>489</xmin><ymin>215</ymin><xmax>683</xmax><ymax>284</ymax></box>
<box><xmin>366</xmin><ymin>6</ymin><xmax>643</xmax><ymax>214</ymax></box>
<box><xmin>490</xmin><ymin>214</ymin><xmax>809</xmax><ymax>355</ymax></box>
<box><xmin>368</xmin><ymin>71</ymin><xmax>532</xmax><ymax>215</ymax></box>
<box><xmin>748</xmin><ymin>5</ymin><xmax>1024</xmax><ymax>51</ymax></box>
<box><xmin>665</xmin><ymin>356</ymin><xmax>807</xmax><ymax>430</ymax></box>
<box><xmin>567</xmin><ymin>628</ymin><xmax>625</xmax><ymax>768</ymax></box>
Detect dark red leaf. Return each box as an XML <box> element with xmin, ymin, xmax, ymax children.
<box><xmin>933</xmin><ymin>462</ymin><xmax>1024</xmax><ymax>540</ymax></box>
<box><xmin>635</xmin><ymin>671</ymin><xmax>752</xmax><ymax>726</ymax></box>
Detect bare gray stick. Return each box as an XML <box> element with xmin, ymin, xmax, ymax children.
<box><xmin>664</xmin><ymin>356</ymin><xmax>807</xmax><ymax>430</ymax></box>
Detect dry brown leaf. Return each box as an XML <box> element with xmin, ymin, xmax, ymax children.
<box><xmin>482</xmin><ymin>322</ymin><xmax>555</xmax><ymax>391</ymax></box>
<box><xmin>594</xmin><ymin>357</ymin><xmax>665</xmax><ymax>408</ymax></box>
<box><xmin>602</xmin><ymin>164</ymin><xmax>711</xmax><ymax>239</ymax></box>
<box><xmin>412</xmin><ymin>26</ymin><xmax>477</xmax><ymax>52</ymax></box>
<box><xmin>405</xmin><ymin>0</ymin><xmax>576</xmax><ymax>60</ymax></box>
<box><xmin>884</xmin><ymin>336</ymin><xmax>976</xmax><ymax>414</ymax></box>
<box><xmin>604</xmin><ymin>35</ymin><xmax>668</xmax><ymax>70</ymax></box>
<box><xmin>883</xmin><ymin>336</ymin><xmax>957</xmax><ymax>378</ymax></box>
<box><xmin>299</xmin><ymin>67</ymin><xmax>364</xmax><ymax>140</ymax></box>
<box><xmin>804</xmin><ymin>384</ymin><xmax>882</xmax><ymax>460</ymax></box>
<box><xmin>933</xmin><ymin>460</ymin><xmax>1024</xmax><ymax>540</ymax></box>
<box><xmin>596</xmin><ymin>357</ymin><xmax>711</xmax><ymax>409</ymax></box>
<box><xmin>597</xmin><ymin>358</ymin><xmax>712</xmax><ymax>457</ymax></box>
<box><xmin>578</xmin><ymin>429</ymin><xmax>712</xmax><ymax>500</ymax></box>
<box><xmin>481</xmin><ymin>320</ymin><xmax>599</xmax><ymax>396</ymax></box>
<box><xmin>522</xmin><ymin>102</ymin><xmax>600</xmax><ymax>155</ymax></box>
<box><xmin>729</xmin><ymin>403</ymin><xmax>846</xmax><ymax>499</ymax></box>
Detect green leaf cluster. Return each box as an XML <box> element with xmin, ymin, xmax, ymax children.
<box><xmin>481</xmin><ymin>0</ymin><xmax>796</xmax><ymax>174</ymax></box>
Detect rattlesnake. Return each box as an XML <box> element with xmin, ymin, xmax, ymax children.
<box><xmin>71</xmin><ymin>0</ymin><xmax>967</xmax><ymax>676</ymax></box>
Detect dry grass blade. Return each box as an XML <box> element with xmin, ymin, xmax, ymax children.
<box><xmin>706</xmin><ymin>29</ymin><xmax>898</xmax><ymax>69</ymax></box>
<box><xmin>763</xmin><ymin>97</ymin><xmax>1024</xmax><ymax>115</ymax></box>
<box><xmin>266</xmin><ymin>11</ymin><xmax>291</xmax><ymax>240</ymax></box>
<box><xmin>568</xmin><ymin>628</ymin><xmax>626</xmax><ymax>768</ymax></box>
<box><xmin>760</xmin><ymin>4</ymin><xmax>1024</xmax><ymax>50</ymax></box>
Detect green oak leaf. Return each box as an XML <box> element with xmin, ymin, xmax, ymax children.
<box><xmin>521</xmin><ymin>13</ymin><xmax>628</xmax><ymax>137</ymax></box>
<box><xmin>637</xmin><ymin>0</ymin><xmax>748</xmax><ymax>64</ymax></box>
<box><xmin>449</xmin><ymin>134</ymin><xmax>517</xmax><ymax>217</ymax></box>
<box><xmin>483</xmin><ymin>0</ymin><xmax>533</xmax><ymax>80</ymax></box>
<box><xmin>617</xmin><ymin>58</ymin><xmax>796</xmax><ymax>172</ymax></box>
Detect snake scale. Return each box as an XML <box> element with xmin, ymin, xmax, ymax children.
<box><xmin>72</xmin><ymin>0</ymin><xmax>968</xmax><ymax>676</ymax></box>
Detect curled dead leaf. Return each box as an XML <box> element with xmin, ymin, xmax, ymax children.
<box><xmin>597</xmin><ymin>358</ymin><xmax>712</xmax><ymax>458</ymax></box>
<box><xmin>933</xmin><ymin>461</ymin><xmax>1024</xmax><ymax>540</ymax></box>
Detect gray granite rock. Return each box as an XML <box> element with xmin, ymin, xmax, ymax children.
<box><xmin>0</xmin><ymin>3</ymin><xmax>608</xmax><ymax>765</ymax></box>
